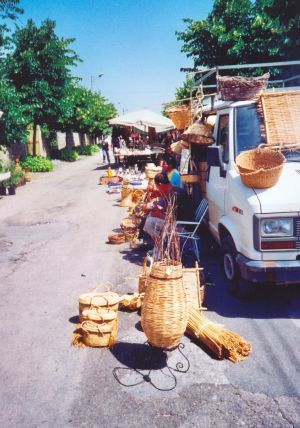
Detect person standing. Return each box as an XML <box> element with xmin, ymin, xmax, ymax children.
<box><xmin>102</xmin><ymin>136</ymin><xmax>110</xmax><ymax>164</ymax></box>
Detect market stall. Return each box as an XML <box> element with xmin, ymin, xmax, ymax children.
<box><xmin>109</xmin><ymin>109</ymin><xmax>174</xmax><ymax>166</ymax></box>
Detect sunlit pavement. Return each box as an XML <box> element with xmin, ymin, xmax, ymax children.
<box><xmin>0</xmin><ymin>154</ymin><xmax>299</xmax><ymax>428</ymax></box>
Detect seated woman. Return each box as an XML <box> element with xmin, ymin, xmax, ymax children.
<box><xmin>166</xmin><ymin>157</ymin><xmax>183</xmax><ymax>188</ymax></box>
<box><xmin>141</xmin><ymin>172</ymin><xmax>194</xmax><ymax>241</ymax></box>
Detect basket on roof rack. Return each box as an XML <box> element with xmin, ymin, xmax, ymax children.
<box><xmin>217</xmin><ymin>73</ymin><xmax>270</xmax><ymax>101</ymax></box>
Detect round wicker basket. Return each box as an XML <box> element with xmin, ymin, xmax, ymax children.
<box><xmin>107</xmin><ymin>233</ymin><xmax>126</xmax><ymax>244</ymax></box>
<box><xmin>166</xmin><ymin>105</ymin><xmax>193</xmax><ymax>130</ymax></box>
<box><xmin>236</xmin><ymin>148</ymin><xmax>285</xmax><ymax>189</ymax></box>
<box><xmin>81</xmin><ymin>319</ymin><xmax>118</xmax><ymax>348</ymax></box>
<box><xmin>141</xmin><ymin>261</ymin><xmax>187</xmax><ymax>350</ymax></box>
<box><xmin>181</xmin><ymin>174</ymin><xmax>200</xmax><ymax>184</ymax></box>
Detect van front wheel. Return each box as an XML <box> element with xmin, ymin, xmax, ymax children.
<box><xmin>222</xmin><ymin>236</ymin><xmax>239</xmax><ymax>294</ymax></box>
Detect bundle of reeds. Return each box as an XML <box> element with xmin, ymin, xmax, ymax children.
<box><xmin>186</xmin><ymin>307</ymin><xmax>252</xmax><ymax>363</ymax></box>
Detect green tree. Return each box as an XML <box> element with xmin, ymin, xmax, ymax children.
<box><xmin>7</xmin><ymin>19</ymin><xmax>80</xmax><ymax>155</ymax></box>
<box><xmin>0</xmin><ymin>0</ymin><xmax>23</xmax><ymax>50</ymax></box>
<box><xmin>60</xmin><ymin>84</ymin><xmax>117</xmax><ymax>139</ymax></box>
<box><xmin>177</xmin><ymin>0</ymin><xmax>300</xmax><ymax>73</ymax></box>
<box><xmin>0</xmin><ymin>79</ymin><xmax>29</xmax><ymax>146</ymax></box>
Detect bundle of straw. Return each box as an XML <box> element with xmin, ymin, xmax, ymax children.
<box><xmin>186</xmin><ymin>307</ymin><xmax>252</xmax><ymax>362</ymax></box>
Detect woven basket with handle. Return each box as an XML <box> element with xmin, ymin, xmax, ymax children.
<box><xmin>81</xmin><ymin>319</ymin><xmax>118</xmax><ymax>348</ymax></box>
<box><xmin>141</xmin><ymin>261</ymin><xmax>187</xmax><ymax>350</ymax></box>
<box><xmin>236</xmin><ymin>147</ymin><xmax>285</xmax><ymax>189</ymax></box>
<box><xmin>78</xmin><ymin>291</ymin><xmax>119</xmax><ymax>321</ymax></box>
<box><xmin>138</xmin><ymin>256</ymin><xmax>153</xmax><ymax>293</ymax></box>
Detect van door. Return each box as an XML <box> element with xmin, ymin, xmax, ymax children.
<box><xmin>207</xmin><ymin>109</ymin><xmax>231</xmax><ymax>239</ymax></box>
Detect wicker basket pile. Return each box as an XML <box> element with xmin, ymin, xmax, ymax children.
<box><xmin>182</xmin><ymin>122</ymin><xmax>214</xmax><ymax>145</ymax></box>
<box><xmin>236</xmin><ymin>147</ymin><xmax>285</xmax><ymax>189</ymax></box>
<box><xmin>78</xmin><ymin>290</ymin><xmax>120</xmax><ymax>347</ymax></box>
<box><xmin>166</xmin><ymin>105</ymin><xmax>193</xmax><ymax>130</ymax></box>
<box><xmin>217</xmin><ymin>73</ymin><xmax>269</xmax><ymax>101</ymax></box>
<box><xmin>120</xmin><ymin>217</ymin><xmax>138</xmax><ymax>242</ymax></box>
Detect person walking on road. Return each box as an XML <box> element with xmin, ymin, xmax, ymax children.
<box><xmin>102</xmin><ymin>136</ymin><xmax>111</xmax><ymax>164</ymax></box>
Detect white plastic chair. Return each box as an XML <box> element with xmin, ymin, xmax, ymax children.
<box><xmin>176</xmin><ymin>198</ymin><xmax>208</xmax><ymax>261</ymax></box>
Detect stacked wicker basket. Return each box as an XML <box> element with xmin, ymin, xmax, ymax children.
<box><xmin>78</xmin><ymin>291</ymin><xmax>119</xmax><ymax>347</ymax></box>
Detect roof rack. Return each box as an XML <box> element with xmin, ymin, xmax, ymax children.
<box><xmin>191</xmin><ymin>60</ymin><xmax>300</xmax><ymax>113</ymax></box>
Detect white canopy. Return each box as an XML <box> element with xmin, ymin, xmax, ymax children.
<box><xmin>109</xmin><ymin>109</ymin><xmax>174</xmax><ymax>132</ymax></box>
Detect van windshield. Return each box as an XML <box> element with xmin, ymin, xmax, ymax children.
<box><xmin>235</xmin><ymin>105</ymin><xmax>263</xmax><ymax>155</ymax></box>
<box><xmin>235</xmin><ymin>105</ymin><xmax>300</xmax><ymax>162</ymax></box>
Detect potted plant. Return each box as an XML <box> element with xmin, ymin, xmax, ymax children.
<box><xmin>4</xmin><ymin>162</ymin><xmax>24</xmax><ymax>195</ymax></box>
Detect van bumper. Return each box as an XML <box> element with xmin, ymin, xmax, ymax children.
<box><xmin>236</xmin><ymin>254</ymin><xmax>300</xmax><ymax>284</ymax></box>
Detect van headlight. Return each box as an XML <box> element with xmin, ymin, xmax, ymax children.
<box><xmin>261</xmin><ymin>218</ymin><xmax>293</xmax><ymax>237</ymax></box>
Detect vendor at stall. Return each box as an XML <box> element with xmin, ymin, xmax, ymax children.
<box><xmin>166</xmin><ymin>157</ymin><xmax>183</xmax><ymax>188</ymax></box>
<box><xmin>141</xmin><ymin>172</ymin><xmax>194</xmax><ymax>241</ymax></box>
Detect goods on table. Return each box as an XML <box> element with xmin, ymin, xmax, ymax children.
<box><xmin>141</xmin><ymin>261</ymin><xmax>188</xmax><ymax>350</ymax></box>
<box><xmin>166</xmin><ymin>105</ymin><xmax>193</xmax><ymax>130</ymax></box>
<box><xmin>99</xmin><ymin>175</ymin><xmax>122</xmax><ymax>185</ymax></box>
<box><xmin>182</xmin><ymin>122</ymin><xmax>214</xmax><ymax>145</ymax></box>
<box><xmin>258</xmin><ymin>90</ymin><xmax>300</xmax><ymax>147</ymax></box>
<box><xmin>78</xmin><ymin>290</ymin><xmax>119</xmax><ymax>321</ymax></box>
<box><xmin>217</xmin><ymin>73</ymin><xmax>269</xmax><ymax>101</ymax></box>
<box><xmin>107</xmin><ymin>233</ymin><xmax>126</xmax><ymax>244</ymax></box>
<box><xmin>145</xmin><ymin>165</ymin><xmax>162</xmax><ymax>180</ymax></box>
<box><xmin>81</xmin><ymin>319</ymin><xmax>118</xmax><ymax>348</ymax></box>
<box><xmin>119</xmin><ymin>292</ymin><xmax>144</xmax><ymax>311</ymax></box>
<box><xmin>182</xmin><ymin>262</ymin><xmax>205</xmax><ymax>310</ymax></box>
<box><xmin>236</xmin><ymin>147</ymin><xmax>285</xmax><ymax>189</ymax></box>
<box><xmin>186</xmin><ymin>307</ymin><xmax>252</xmax><ymax>362</ymax></box>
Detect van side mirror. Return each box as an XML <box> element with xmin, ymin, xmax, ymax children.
<box><xmin>207</xmin><ymin>146</ymin><xmax>222</xmax><ymax>167</ymax></box>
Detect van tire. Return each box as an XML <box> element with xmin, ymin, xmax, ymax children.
<box><xmin>222</xmin><ymin>236</ymin><xmax>239</xmax><ymax>294</ymax></box>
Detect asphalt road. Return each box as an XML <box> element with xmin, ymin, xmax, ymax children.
<box><xmin>0</xmin><ymin>154</ymin><xmax>299</xmax><ymax>428</ymax></box>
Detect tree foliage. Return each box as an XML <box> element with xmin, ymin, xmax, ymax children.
<box><xmin>6</xmin><ymin>19</ymin><xmax>80</xmax><ymax>154</ymax></box>
<box><xmin>0</xmin><ymin>78</ymin><xmax>29</xmax><ymax>145</ymax></box>
<box><xmin>61</xmin><ymin>84</ymin><xmax>117</xmax><ymax>137</ymax></box>
<box><xmin>0</xmin><ymin>0</ymin><xmax>23</xmax><ymax>50</ymax></box>
<box><xmin>177</xmin><ymin>0</ymin><xmax>300</xmax><ymax>72</ymax></box>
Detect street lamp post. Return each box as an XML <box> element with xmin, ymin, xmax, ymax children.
<box><xmin>90</xmin><ymin>73</ymin><xmax>104</xmax><ymax>92</ymax></box>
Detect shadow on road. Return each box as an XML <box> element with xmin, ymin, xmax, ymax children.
<box><xmin>198</xmin><ymin>227</ymin><xmax>300</xmax><ymax>320</ymax></box>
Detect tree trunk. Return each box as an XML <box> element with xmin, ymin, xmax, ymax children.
<box><xmin>32</xmin><ymin>121</ymin><xmax>37</xmax><ymax>157</ymax></box>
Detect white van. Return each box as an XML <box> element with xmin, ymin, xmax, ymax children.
<box><xmin>199</xmin><ymin>65</ymin><xmax>300</xmax><ymax>298</ymax></box>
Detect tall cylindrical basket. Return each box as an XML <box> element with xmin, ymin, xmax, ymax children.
<box><xmin>141</xmin><ymin>261</ymin><xmax>187</xmax><ymax>350</ymax></box>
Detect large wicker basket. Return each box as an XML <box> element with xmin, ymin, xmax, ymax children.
<box><xmin>217</xmin><ymin>73</ymin><xmax>269</xmax><ymax>101</ymax></box>
<box><xmin>166</xmin><ymin>105</ymin><xmax>193</xmax><ymax>130</ymax></box>
<box><xmin>236</xmin><ymin>148</ymin><xmax>285</xmax><ymax>189</ymax></box>
<box><xmin>141</xmin><ymin>261</ymin><xmax>187</xmax><ymax>350</ymax></box>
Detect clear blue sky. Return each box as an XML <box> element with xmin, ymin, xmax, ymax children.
<box><xmin>19</xmin><ymin>0</ymin><xmax>213</xmax><ymax>114</ymax></box>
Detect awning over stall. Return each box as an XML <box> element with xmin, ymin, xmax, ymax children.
<box><xmin>109</xmin><ymin>109</ymin><xmax>174</xmax><ymax>133</ymax></box>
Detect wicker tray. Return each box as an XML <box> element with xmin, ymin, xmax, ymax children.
<box><xmin>217</xmin><ymin>73</ymin><xmax>269</xmax><ymax>101</ymax></box>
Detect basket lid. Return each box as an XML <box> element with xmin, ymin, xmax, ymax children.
<box><xmin>81</xmin><ymin>308</ymin><xmax>117</xmax><ymax>322</ymax></box>
<box><xmin>81</xmin><ymin>320</ymin><xmax>114</xmax><ymax>334</ymax></box>
<box><xmin>79</xmin><ymin>291</ymin><xmax>120</xmax><ymax>306</ymax></box>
